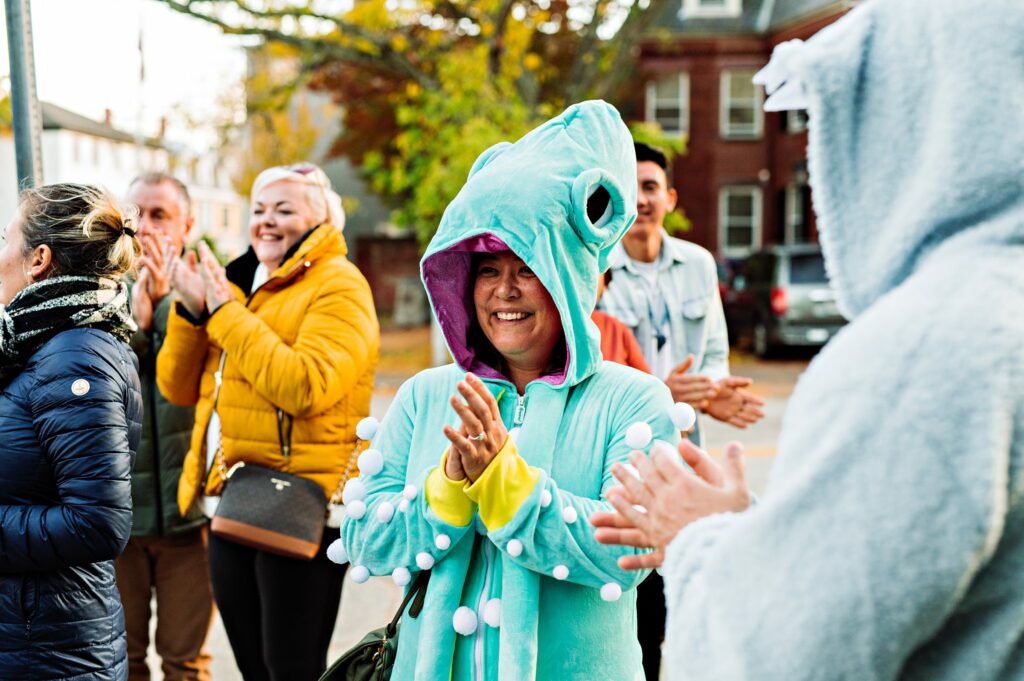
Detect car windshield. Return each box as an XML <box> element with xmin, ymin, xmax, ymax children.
<box><xmin>789</xmin><ymin>253</ymin><xmax>827</xmax><ymax>284</ymax></box>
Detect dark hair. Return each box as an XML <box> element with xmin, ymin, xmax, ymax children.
<box><xmin>634</xmin><ymin>142</ymin><xmax>668</xmax><ymax>171</ymax></box>
<box><xmin>18</xmin><ymin>183</ymin><xmax>141</xmax><ymax>278</ymax></box>
<box><xmin>603</xmin><ymin>268</ymin><xmax>613</xmax><ymax>288</ymax></box>
<box><xmin>129</xmin><ymin>171</ymin><xmax>192</xmax><ymax>217</ymax></box>
<box><xmin>634</xmin><ymin>141</ymin><xmax>673</xmax><ymax>185</ymax></box>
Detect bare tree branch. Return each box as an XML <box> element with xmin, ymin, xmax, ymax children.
<box><xmin>563</xmin><ymin>0</ymin><xmax>613</xmax><ymax>102</ymax></box>
<box><xmin>595</xmin><ymin>0</ymin><xmax>666</xmax><ymax>101</ymax></box>
<box><xmin>157</xmin><ymin>0</ymin><xmax>438</xmax><ymax>89</ymax></box>
<box><xmin>487</xmin><ymin>0</ymin><xmax>517</xmax><ymax>78</ymax></box>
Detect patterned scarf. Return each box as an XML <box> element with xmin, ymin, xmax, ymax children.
<box><xmin>0</xmin><ymin>275</ymin><xmax>136</xmax><ymax>384</ymax></box>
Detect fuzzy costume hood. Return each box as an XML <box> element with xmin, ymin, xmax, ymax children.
<box><xmin>767</xmin><ymin>0</ymin><xmax>1024</xmax><ymax>319</ymax></box>
<box><xmin>421</xmin><ymin>100</ymin><xmax>637</xmax><ymax>388</ymax></box>
<box><xmin>660</xmin><ymin>2</ymin><xmax>1024</xmax><ymax>679</ymax></box>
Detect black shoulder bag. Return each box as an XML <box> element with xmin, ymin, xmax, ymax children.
<box><xmin>319</xmin><ymin>569</ymin><xmax>431</xmax><ymax>681</ymax></box>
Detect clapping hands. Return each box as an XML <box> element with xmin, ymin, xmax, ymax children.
<box><xmin>591</xmin><ymin>440</ymin><xmax>751</xmax><ymax>570</ymax></box>
<box><xmin>166</xmin><ymin>240</ymin><xmax>234</xmax><ymax>318</ymax></box>
<box><xmin>442</xmin><ymin>373</ymin><xmax>508</xmax><ymax>483</ymax></box>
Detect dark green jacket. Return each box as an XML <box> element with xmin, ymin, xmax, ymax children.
<box><xmin>129</xmin><ymin>294</ymin><xmax>205</xmax><ymax>537</ymax></box>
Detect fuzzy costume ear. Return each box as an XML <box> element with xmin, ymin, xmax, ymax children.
<box><xmin>468</xmin><ymin>142</ymin><xmax>513</xmax><ymax>179</ymax></box>
<box><xmin>570</xmin><ymin>169</ymin><xmax>630</xmax><ymax>270</ymax></box>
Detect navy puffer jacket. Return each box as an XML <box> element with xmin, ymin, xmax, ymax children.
<box><xmin>0</xmin><ymin>329</ymin><xmax>141</xmax><ymax>681</ymax></box>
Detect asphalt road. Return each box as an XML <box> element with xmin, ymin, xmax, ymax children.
<box><xmin>156</xmin><ymin>353</ymin><xmax>811</xmax><ymax>680</ymax></box>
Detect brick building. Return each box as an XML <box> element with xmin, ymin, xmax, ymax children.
<box><xmin>633</xmin><ymin>0</ymin><xmax>857</xmax><ymax>257</ymax></box>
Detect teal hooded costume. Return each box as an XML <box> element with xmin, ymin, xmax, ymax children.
<box><xmin>339</xmin><ymin>101</ymin><xmax>679</xmax><ymax>680</ymax></box>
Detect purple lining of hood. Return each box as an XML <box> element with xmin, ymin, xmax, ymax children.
<box><xmin>422</xmin><ymin>233</ymin><xmax>569</xmax><ymax>386</ymax></box>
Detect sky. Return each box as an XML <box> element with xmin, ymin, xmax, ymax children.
<box><xmin>1</xmin><ymin>0</ymin><xmax>249</xmax><ymax>151</ymax></box>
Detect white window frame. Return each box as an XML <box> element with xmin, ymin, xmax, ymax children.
<box><xmin>683</xmin><ymin>0</ymin><xmax>742</xmax><ymax>18</ymax></box>
<box><xmin>719</xmin><ymin>70</ymin><xmax>764</xmax><ymax>139</ymax></box>
<box><xmin>786</xmin><ymin>109</ymin><xmax>809</xmax><ymax>134</ymax></box>
<box><xmin>719</xmin><ymin>186</ymin><xmax>763</xmax><ymax>256</ymax></box>
<box><xmin>783</xmin><ymin>184</ymin><xmax>807</xmax><ymax>245</ymax></box>
<box><xmin>645</xmin><ymin>72</ymin><xmax>690</xmax><ymax>138</ymax></box>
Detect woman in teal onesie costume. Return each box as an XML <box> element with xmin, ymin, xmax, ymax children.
<box><xmin>337</xmin><ymin>100</ymin><xmax>686</xmax><ymax>680</ymax></box>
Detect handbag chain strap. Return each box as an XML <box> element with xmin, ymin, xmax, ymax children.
<box><xmin>203</xmin><ymin>351</ymin><xmax>231</xmax><ymax>490</ymax></box>
<box><xmin>328</xmin><ymin>440</ymin><xmax>361</xmax><ymax>506</ymax></box>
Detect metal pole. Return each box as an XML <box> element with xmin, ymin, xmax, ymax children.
<box><xmin>5</xmin><ymin>0</ymin><xmax>44</xmax><ymax>190</ymax></box>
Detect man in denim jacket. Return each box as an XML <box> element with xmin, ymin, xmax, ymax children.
<box><xmin>598</xmin><ymin>141</ymin><xmax>763</xmax><ymax>680</ymax></box>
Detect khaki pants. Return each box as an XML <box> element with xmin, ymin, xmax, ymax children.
<box><xmin>115</xmin><ymin>527</ymin><xmax>215</xmax><ymax>681</ymax></box>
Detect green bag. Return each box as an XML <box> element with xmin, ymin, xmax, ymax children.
<box><xmin>319</xmin><ymin>570</ymin><xmax>430</xmax><ymax>681</ymax></box>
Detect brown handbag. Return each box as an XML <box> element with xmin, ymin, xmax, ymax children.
<box><xmin>205</xmin><ymin>352</ymin><xmax>350</xmax><ymax>560</ymax></box>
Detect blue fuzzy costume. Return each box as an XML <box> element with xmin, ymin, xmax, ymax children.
<box><xmin>662</xmin><ymin>0</ymin><xmax>1024</xmax><ymax>679</ymax></box>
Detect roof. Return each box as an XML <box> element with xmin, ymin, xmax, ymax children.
<box><xmin>652</xmin><ymin>0</ymin><xmax>850</xmax><ymax>36</ymax></box>
<box><xmin>40</xmin><ymin>101</ymin><xmax>159</xmax><ymax>146</ymax></box>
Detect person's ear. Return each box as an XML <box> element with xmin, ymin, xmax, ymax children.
<box><xmin>28</xmin><ymin>244</ymin><xmax>52</xmax><ymax>281</ymax></box>
<box><xmin>666</xmin><ymin>187</ymin><xmax>678</xmax><ymax>212</ymax></box>
<box><xmin>183</xmin><ymin>215</ymin><xmax>195</xmax><ymax>241</ymax></box>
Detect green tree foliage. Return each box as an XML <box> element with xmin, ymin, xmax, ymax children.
<box><xmin>157</xmin><ymin>0</ymin><xmax>674</xmax><ymax>245</ymax></box>
<box><xmin>0</xmin><ymin>95</ymin><xmax>13</xmax><ymax>135</ymax></box>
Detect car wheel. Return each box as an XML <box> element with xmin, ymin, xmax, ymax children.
<box><xmin>753</xmin><ymin>321</ymin><xmax>774</xmax><ymax>359</ymax></box>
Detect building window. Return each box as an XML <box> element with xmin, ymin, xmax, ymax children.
<box><xmin>720</xmin><ymin>70</ymin><xmax>764</xmax><ymax>139</ymax></box>
<box><xmin>645</xmin><ymin>72</ymin><xmax>690</xmax><ymax>137</ymax></box>
<box><xmin>786</xmin><ymin>110</ymin><xmax>809</xmax><ymax>134</ymax></box>
<box><xmin>783</xmin><ymin>183</ymin><xmax>812</xmax><ymax>244</ymax></box>
<box><xmin>683</xmin><ymin>0</ymin><xmax>742</xmax><ymax>18</ymax></box>
<box><xmin>719</xmin><ymin>186</ymin><xmax>762</xmax><ymax>255</ymax></box>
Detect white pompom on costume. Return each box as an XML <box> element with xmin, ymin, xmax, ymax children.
<box><xmin>350</xmin><ymin>565</ymin><xmax>370</xmax><ymax>583</ymax></box>
<box><xmin>346</xmin><ymin>500</ymin><xmax>367</xmax><ymax>520</ymax></box>
<box><xmin>552</xmin><ymin>565</ymin><xmax>569</xmax><ymax>581</ymax></box>
<box><xmin>506</xmin><ymin>539</ymin><xmax>523</xmax><ymax>557</ymax></box>
<box><xmin>376</xmin><ymin>501</ymin><xmax>395</xmax><ymax>523</ymax></box>
<box><xmin>416</xmin><ymin>552</ymin><xmax>435</xmax><ymax>570</ymax></box>
<box><xmin>342</xmin><ymin>478</ymin><xmax>367</xmax><ymax>504</ymax></box>
<box><xmin>483</xmin><ymin>598</ymin><xmax>502</xmax><ymax>628</ymax></box>
<box><xmin>326</xmin><ymin>538</ymin><xmax>349</xmax><ymax>565</ymax></box>
<box><xmin>392</xmin><ymin>567</ymin><xmax>412</xmax><ymax>586</ymax></box>
<box><xmin>625</xmin><ymin>421</ymin><xmax>653</xmax><ymax>449</ymax></box>
<box><xmin>402</xmin><ymin>484</ymin><xmax>418</xmax><ymax>500</ymax></box>
<box><xmin>453</xmin><ymin>606</ymin><xmax>478</xmax><ymax>636</ymax></box>
<box><xmin>355</xmin><ymin>416</ymin><xmax>380</xmax><ymax>441</ymax></box>
<box><xmin>561</xmin><ymin>506</ymin><xmax>578</xmax><ymax>524</ymax></box>
<box><xmin>357</xmin><ymin>449</ymin><xmax>384</xmax><ymax>477</ymax></box>
<box><xmin>398</xmin><ymin>499</ymin><xmax>410</xmax><ymax>514</ymax></box>
<box><xmin>540</xmin><ymin>489</ymin><xmax>552</xmax><ymax>507</ymax></box>
<box><xmin>669</xmin><ymin>402</ymin><xmax>697</xmax><ymax>431</ymax></box>
<box><xmin>435</xmin><ymin>534</ymin><xmax>452</xmax><ymax>550</ymax></box>
<box><xmin>600</xmin><ymin>583</ymin><xmax>623</xmax><ymax>602</ymax></box>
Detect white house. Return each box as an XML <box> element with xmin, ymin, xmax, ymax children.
<box><xmin>0</xmin><ymin>102</ymin><xmax>247</xmax><ymax>255</ymax></box>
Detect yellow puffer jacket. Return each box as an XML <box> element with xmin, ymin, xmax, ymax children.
<box><xmin>157</xmin><ymin>223</ymin><xmax>379</xmax><ymax>515</ymax></box>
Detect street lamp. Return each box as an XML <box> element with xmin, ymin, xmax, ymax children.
<box><xmin>4</xmin><ymin>0</ymin><xmax>44</xmax><ymax>190</ymax></box>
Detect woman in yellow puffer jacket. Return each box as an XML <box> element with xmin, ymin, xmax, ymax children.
<box><xmin>156</xmin><ymin>163</ymin><xmax>379</xmax><ymax>681</ymax></box>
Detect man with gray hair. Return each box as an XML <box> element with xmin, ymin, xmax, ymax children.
<box><xmin>115</xmin><ymin>172</ymin><xmax>214</xmax><ymax>681</ymax></box>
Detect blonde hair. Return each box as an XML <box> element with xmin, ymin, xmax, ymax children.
<box><xmin>250</xmin><ymin>162</ymin><xmax>346</xmax><ymax>230</ymax></box>
<box><xmin>18</xmin><ymin>183</ymin><xmax>141</xmax><ymax>278</ymax></box>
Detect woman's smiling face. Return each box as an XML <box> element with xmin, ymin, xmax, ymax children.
<box><xmin>249</xmin><ymin>180</ymin><xmax>319</xmax><ymax>268</ymax></box>
<box><xmin>473</xmin><ymin>251</ymin><xmax>563</xmax><ymax>374</ymax></box>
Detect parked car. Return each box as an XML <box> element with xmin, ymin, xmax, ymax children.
<box><xmin>723</xmin><ymin>245</ymin><xmax>846</xmax><ymax>357</ymax></box>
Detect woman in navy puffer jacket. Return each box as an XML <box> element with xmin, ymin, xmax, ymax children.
<box><xmin>0</xmin><ymin>183</ymin><xmax>142</xmax><ymax>681</ymax></box>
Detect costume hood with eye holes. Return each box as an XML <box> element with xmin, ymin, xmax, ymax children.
<box><xmin>421</xmin><ymin>100</ymin><xmax>637</xmax><ymax>389</ymax></box>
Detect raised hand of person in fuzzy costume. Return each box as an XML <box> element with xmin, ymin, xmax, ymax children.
<box><xmin>442</xmin><ymin>372</ymin><xmax>509</xmax><ymax>482</ymax></box>
<box><xmin>592</xmin><ymin>440</ymin><xmax>751</xmax><ymax>569</ymax></box>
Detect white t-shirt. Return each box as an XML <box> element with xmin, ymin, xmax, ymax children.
<box><xmin>630</xmin><ymin>258</ymin><xmax>675</xmax><ymax>380</ymax></box>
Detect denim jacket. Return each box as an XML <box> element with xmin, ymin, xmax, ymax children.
<box><xmin>598</xmin><ymin>232</ymin><xmax>729</xmax><ymax>444</ymax></box>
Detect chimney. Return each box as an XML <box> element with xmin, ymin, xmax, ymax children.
<box><xmin>103</xmin><ymin>108</ymin><xmax>113</xmax><ymax>126</ymax></box>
